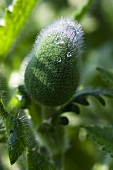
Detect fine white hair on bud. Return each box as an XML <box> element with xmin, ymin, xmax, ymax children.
<box><xmin>34</xmin><ymin>18</ymin><xmax>84</xmax><ymax>57</ymax></box>
<box><xmin>24</xmin><ymin>18</ymin><xmax>84</xmax><ymax>107</ymax></box>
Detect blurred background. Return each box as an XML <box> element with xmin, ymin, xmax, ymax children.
<box><xmin>0</xmin><ymin>0</ymin><xmax>113</xmax><ymax>170</ymax></box>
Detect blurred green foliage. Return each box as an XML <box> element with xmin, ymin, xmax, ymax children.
<box><xmin>0</xmin><ymin>0</ymin><xmax>113</xmax><ymax>170</ymax></box>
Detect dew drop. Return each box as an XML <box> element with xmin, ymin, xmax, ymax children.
<box><xmin>67</xmin><ymin>52</ymin><xmax>72</xmax><ymax>58</ymax></box>
<box><xmin>76</xmin><ymin>30</ymin><xmax>79</xmax><ymax>34</ymax></box>
<box><xmin>57</xmin><ymin>58</ymin><xmax>62</xmax><ymax>63</ymax></box>
<box><xmin>54</xmin><ymin>36</ymin><xmax>64</xmax><ymax>45</ymax></box>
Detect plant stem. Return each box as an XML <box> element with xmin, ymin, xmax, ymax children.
<box><xmin>41</xmin><ymin>105</ymin><xmax>60</xmax><ymax>121</ymax></box>
<box><xmin>52</xmin><ymin>153</ymin><xmax>64</xmax><ymax>170</ymax></box>
<box><xmin>41</xmin><ymin>105</ymin><xmax>65</xmax><ymax>170</ymax></box>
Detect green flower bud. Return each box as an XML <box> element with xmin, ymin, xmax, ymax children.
<box><xmin>24</xmin><ymin>18</ymin><xmax>84</xmax><ymax>106</ymax></box>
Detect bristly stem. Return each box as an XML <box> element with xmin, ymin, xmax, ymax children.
<box><xmin>41</xmin><ymin>105</ymin><xmax>61</xmax><ymax>122</ymax></box>
<box><xmin>41</xmin><ymin>105</ymin><xmax>65</xmax><ymax>170</ymax></box>
<box><xmin>52</xmin><ymin>152</ymin><xmax>64</xmax><ymax>170</ymax></box>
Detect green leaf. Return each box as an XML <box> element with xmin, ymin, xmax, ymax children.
<box><xmin>62</xmin><ymin>88</ymin><xmax>113</xmax><ymax>114</ymax></box>
<box><xmin>0</xmin><ymin>98</ymin><xmax>8</xmax><ymax>118</ymax></box>
<box><xmin>73</xmin><ymin>0</ymin><xmax>94</xmax><ymax>21</ymax></box>
<box><xmin>6</xmin><ymin>115</ymin><xmax>27</xmax><ymax>165</ymax></box>
<box><xmin>0</xmin><ymin>119</ymin><xmax>6</xmax><ymax>143</ymax></box>
<box><xmin>27</xmin><ymin>148</ymin><xmax>56</xmax><ymax>170</ymax></box>
<box><xmin>85</xmin><ymin>125</ymin><xmax>113</xmax><ymax>156</ymax></box>
<box><xmin>0</xmin><ymin>0</ymin><xmax>38</xmax><ymax>61</ymax></box>
<box><xmin>0</xmin><ymin>99</ymin><xmax>27</xmax><ymax>165</ymax></box>
<box><xmin>74</xmin><ymin>96</ymin><xmax>89</xmax><ymax>106</ymax></box>
<box><xmin>72</xmin><ymin>88</ymin><xmax>113</xmax><ymax>105</ymax></box>
<box><xmin>97</xmin><ymin>67</ymin><xmax>113</xmax><ymax>87</ymax></box>
<box><xmin>0</xmin><ymin>119</ymin><xmax>5</xmax><ymax>134</ymax></box>
<box><xmin>62</xmin><ymin>103</ymin><xmax>80</xmax><ymax>114</ymax></box>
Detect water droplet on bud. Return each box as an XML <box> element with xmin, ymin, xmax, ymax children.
<box><xmin>54</xmin><ymin>36</ymin><xmax>64</xmax><ymax>45</ymax></box>
<box><xmin>67</xmin><ymin>52</ymin><xmax>72</xmax><ymax>58</ymax></box>
<box><xmin>57</xmin><ymin>58</ymin><xmax>62</xmax><ymax>63</ymax></box>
